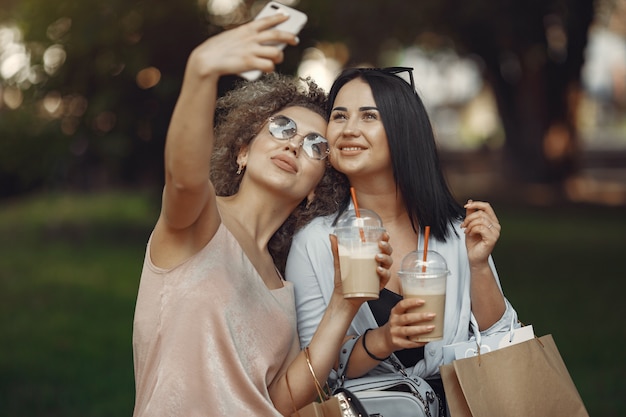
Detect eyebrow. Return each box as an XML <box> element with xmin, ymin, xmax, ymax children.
<box><xmin>331</xmin><ymin>106</ymin><xmax>380</xmax><ymax>112</ymax></box>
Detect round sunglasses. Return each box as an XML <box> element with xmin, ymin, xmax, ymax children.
<box><xmin>267</xmin><ymin>115</ymin><xmax>330</xmax><ymax>160</ymax></box>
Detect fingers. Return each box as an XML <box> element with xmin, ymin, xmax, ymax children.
<box><xmin>193</xmin><ymin>14</ymin><xmax>297</xmax><ymax>77</ymax></box>
<box><xmin>252</xmin><ymin>13</ymin><xmax>290</xmax><ymax>31</ymax></box>
<box><xmin>375</xmin><ymin>234</ymin><xmax>392</xmax><ymax>289</ymax></box>
<box><xmin>387</xmin><ymin>299</ymin><xmax>435</xmax><ymax>347</ymax></box>
<box><xmin>252</xmin><ymin>14</ymin><xmax>300</xmax><ymax>46</ymax></box>
<box><xmin>242</xmin><ymin>22</ymin><xmax>295</xmax><ymax>71</ymax></box>
<box><xmin>375</xmin><ymin>250</ymin><xmax>391</xmax><ymax>289</ymax></box>
<box><xmin>375</xmin><ymin>255</ymin><xmax>392</xmax><ymax>289</ymax></box>
<box><xmin>462</xmin><ymin>199</ymin><xmax>501</xmax><ymax>236</ymax></box>
<box><xmin>329</xmin><ymin>234</ymin><xmax>340</xmax><ymax>281</ymax></box>
<box><xmin>242</xmin><ymin>47</ymin><xmax>285</xmax><ymax>74</ymax></box>
<box><xmin>378</xmin><ymin>233</ymin><xmax>392</xmax><ymax>255</ymax></box>
<box><xmin>375</xmin><ymin>252</ymin><xmax>392</xmax><ymax>270</ymax></box>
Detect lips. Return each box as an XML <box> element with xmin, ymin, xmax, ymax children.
<box><xmin>337</xmin><ymin>143</ymin><xmax>368</xmax><ymax>153</ymax></box>
<box><xmin>271</xmin><ymin>154</ymin><xmax>298</xmax><ymax>173</ymax></box>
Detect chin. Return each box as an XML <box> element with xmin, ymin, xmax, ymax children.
<box><xmin>333</xmin><ymin>160</ymin><xmax>363</xmax><ymax>174</ymax></box>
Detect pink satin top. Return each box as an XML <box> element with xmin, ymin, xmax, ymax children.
<box><xmin>132</xmin><ymin>223</ymin><xmax>300</xmax><ymax>416</ymax></box>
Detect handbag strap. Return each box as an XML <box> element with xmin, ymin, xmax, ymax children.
<box><xmin>337</xmin><ymin>334</ymin><xmax>443</xmax><ymax>417</ymax></box>
<box><xmin>338</xmin><ymin>335</ymin><xmax>408</xmax><ymax>382</ymax></box>
<box><xmin>337</xmin><ymin>336</ymin><xmax>404</xmax><ymax>382</ymax></box>
<box><xmin>337</xmin><ymin>336</ymin><xmax>359</xmax><ymax>381</ymax></box>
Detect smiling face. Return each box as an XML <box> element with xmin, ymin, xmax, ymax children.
<box><xmin>238</xmin><ymin>106</ymin><xmax>328</xmax><ymax>201</ymax></box>
<box><xmin>326</xmin><ymin>78</ymin><xmax>393</xmax><ymax>181</ymax></box>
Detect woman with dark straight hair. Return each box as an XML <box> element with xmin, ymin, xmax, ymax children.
<box><xmin>326</xmin><ymin>68</ymin><xmax>465</xmax><ymax>241</ymax></box>
<box><xmin>286</xmin><ymin>67</ymin><xmax>519</xmax><ymax>414</ymax></box>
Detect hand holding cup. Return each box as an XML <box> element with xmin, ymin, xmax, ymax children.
<box><xmin>334</xmin><ymin>209</ymin><xmax>387</xmax><ymax>300</ymax></box>
<box><xmin>398</xmin><ymin>250</ymin><xmax>449</xmax><ymax>342</ymax></box>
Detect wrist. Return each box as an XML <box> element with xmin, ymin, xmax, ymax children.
<box><xmin>361</xmin><ymin>328</ymin><xmax>390</xmax><ymax>361</ymax></box>
<box><xmin>186</xmin><ymin>49</ymin><xmax>222</xmax><ymax>82</ymax></box>
<box><xmin>469</xmin><ymin>261</ymin><xmax>491</xmax><ymax>275</ymax></box>
<box><xmin>328</xmin><ymin>292</ymin><xmax>360</xmax><ymax>319</ymax></box>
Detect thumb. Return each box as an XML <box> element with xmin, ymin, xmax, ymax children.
<box><xmin>329</xmin><ymin>234</ymin><xmax>340</xmax><ymax>282</ymax></box>
<box><xmin>465</xmin><ymin>199</ymin><xmax>474</xmax><ymax>218</ymax></box>
<box><xmin>329</xmin><ymin>234</ymin><xmax>344</xmax><ymax>293</ymax></box>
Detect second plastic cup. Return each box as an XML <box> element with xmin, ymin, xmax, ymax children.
<box><xmin>398</xmin><ymin>250</ymin><xmax>449</xmax><ymax>342</ymax></box>
<box><xmin>334</xmin><ymin>209</ymin><xmax>385</xmax><ymax>300</ymax></box>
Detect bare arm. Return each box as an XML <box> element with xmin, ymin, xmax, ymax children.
<box><xmin>332</xmin><ymin>201</ymin><xmax>508</xmax><ymax>378</ymax></box>
<box><xmin>151</xmin><ymin>14</ymin><xmax>299</xmax><ymax>267</ymax></box>
<box><xmin>270</xmin><ymin>235</ymin><xmax>393</xmax><ymax>415</ymax></box>
<box><xmin>462</xmin><ymin>200</ymin><xmax>506</xmax><ymax>330</ymax></box>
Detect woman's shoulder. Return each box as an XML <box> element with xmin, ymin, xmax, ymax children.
<box><xmin>294</xmin><ymin>213</ymin><xmax>337</xmax><ymax>239</ymax></box>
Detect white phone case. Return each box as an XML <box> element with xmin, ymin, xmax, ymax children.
<box><xmin>239</xmin><ymin>2</ymin><xmax>308</xmax><ymax>81</ymax></box>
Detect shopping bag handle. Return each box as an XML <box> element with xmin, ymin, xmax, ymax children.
<box><xmin>469</xmin><ymin>314</ymin><xmax>518</xmax><ymax>356</ymax></box>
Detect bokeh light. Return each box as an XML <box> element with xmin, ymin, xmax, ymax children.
<box><xmin>136</xmin><ymin>66</ymin><xmax>161</xmax><ymax>89</ymax></box>
<box><xmin>43</xmin><ymin>44</ymin><xmax>66</xmax><ymax>75</ymax></box>
<box><xmin>0</xmin><ymin>25</ymin><xmax>30</xmax><ymax>82</ymax></box>
<box><xmin>207</xmin><ymin>0</ymin><xmax>242</xmax><ymax>16</ymax></box>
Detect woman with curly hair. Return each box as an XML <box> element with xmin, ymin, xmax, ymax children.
<box><xmin>131</xmin><ymin>15</ymin><xmax>391</xmax><ymax>417</ymax></box>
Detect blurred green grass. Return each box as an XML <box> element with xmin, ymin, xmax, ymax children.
<box><xmin>0</xmin><ymin>191</ymin><xmax>624</xmax><ymax>416</ymax></box>
<box><xmin>493</xmin><ymin>203</ymin><xmax>626</xmax><ymax>417</ymax></box>
<box><xmin>0</xmin><ymin>191</ymin><xmax>159</xmax><ymax>416</ymax></box>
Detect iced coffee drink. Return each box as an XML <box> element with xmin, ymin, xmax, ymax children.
<box><xmin>334</xmin><ymin>208</ymin><xmax>385</xmax><ymax>300</ymax></box>
<box><xmin>398</xmin><ymin>250</ymin><xmax>449</xmax><ymax>342</ymax></box>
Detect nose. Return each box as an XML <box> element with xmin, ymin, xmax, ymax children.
<box><xmin>284</xmin><ymin>135</ymin><xmax>303</xmax><ymax>156</ymax></box>
<box><xmin>341</xmin><ymin>118</ymin><xmax>361</xmax><ymax>137</ymax></box>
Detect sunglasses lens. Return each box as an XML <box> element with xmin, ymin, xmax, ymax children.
<box><xmin>269</xmin><ymin>116</ymin><xmax>297</xmax><ymax>139</ymax></box>
<box><xmin>303</xmin><ymin>134</ymin><xmax>329</xmax><ymax>160</ymax></box>
<box><xmin>268</xmin><ymin>115</ymin><xmax>328</xmax><ymax>160</ymax></box>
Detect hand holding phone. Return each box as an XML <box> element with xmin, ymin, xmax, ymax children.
<box><xmin>239</xmin><ymin>2</ymin><xmax>308</xmax><ymax>81</ymax></box>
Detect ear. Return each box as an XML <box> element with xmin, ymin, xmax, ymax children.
<box><xmin>236</xmin><ymin>147</ymin><xmax>248</xmax><ymax>167</ymax></box>
<box><xmin>305</xmin><ymin>190</ymin><xmax>315</xmax><ymax>209</ymax></box>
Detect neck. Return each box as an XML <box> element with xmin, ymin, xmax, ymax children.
<box><xmin>219</xmin><ymin>190</ymin><xmax>299</xmax><ymax>250</ymax></box>
<box><xmin>348</xmin><ymin>175</ymin><xmax>410</xmax><ymax>228</ymax></box>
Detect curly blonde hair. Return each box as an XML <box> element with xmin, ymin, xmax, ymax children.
<box><xmin>210</xmin><ymin>73</ymin><xmax>349</xmax><ymax>274</ymax></box>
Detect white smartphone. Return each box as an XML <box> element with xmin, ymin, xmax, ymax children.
<box><xmin>239</xmin><ymin>1</ymin><xmax>308</xmax><ymax>81</ymax></box>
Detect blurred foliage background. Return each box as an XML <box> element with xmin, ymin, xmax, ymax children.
<box><xmin>1</xmin><ymin>0</ymin><xmax>625</xmax><ymax>198</ymax></box>
<box><xmin>1</xmin><ymin>0</ymin><xmax>625</xmax><ymax>415</ymax></box>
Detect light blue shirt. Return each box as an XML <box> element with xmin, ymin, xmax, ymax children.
<box><xmin>285</xmin><ymin>212</ymin><xmax>519</xmax><ymax>383</ymax></box>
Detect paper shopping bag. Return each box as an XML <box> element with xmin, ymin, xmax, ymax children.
<box><xmin>442</xmin><ymin>324</ymin><xmax>535</xmax><ymax>364</ymax></box>
<box><xmin>440</xmin><ymin>335</ymin><xmax>589</xmax><ymax>417</ymax></box>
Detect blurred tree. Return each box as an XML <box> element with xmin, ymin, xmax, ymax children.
<box><xmin>301</xmin><ymin>0</ymin><xmax>595</xmax><ymax>184</ymax></box>
<box><xmin>445</xmin><ymin>0</ymin><xmax>594</xmax><ymax>184</ymax></box>
<box><xmin>0</xmin><ymin>0</ymin><xmax>215</xmax><ymax>195</ymax></box>
<box><xmin>0</xmin><ymin>0</ymin><xmax>596</xmax><ymax>196</ymax></box>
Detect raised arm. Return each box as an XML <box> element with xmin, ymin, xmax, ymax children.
<box><xmin>462</xmin><ymin>200</ymin><xmax>506</xmax><ymax>330</ymax></box>
<box><xmin>151</xmin><ymin>14</ymin><xmax>299</xmax><ymax>268</ymax></box>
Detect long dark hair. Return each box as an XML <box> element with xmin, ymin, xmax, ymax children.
<box><xmin>327</xmin><ymin>68</ymin><xmax>464</xmax><ymax>241</ymax></box>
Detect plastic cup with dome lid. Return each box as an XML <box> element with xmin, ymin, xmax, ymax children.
<box><xmin>334</xmin><ymin>208</ymin><xmax>386</xmax><ymax>300</ymax></box>
<box><xmin>398</xmin><ymin>249</ymin><xmax>449</xmax><ymax>342</ymax></box>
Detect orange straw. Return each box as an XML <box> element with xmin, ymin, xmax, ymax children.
<box><xmin>422</xmin><ymin>226</ymin><xmax>430</xmax><ymax>272</ymax></box>
<box><xmin>350</xmin><ymin>187</ymin><xmax>366</xmax><ymax>242</ymax></box>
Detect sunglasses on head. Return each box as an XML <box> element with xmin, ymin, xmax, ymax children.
<box><xmin>358</xmin><ymin>66</ymin><xmax>416</xmax><ymax>91</ymax></box>
<box><xmin>267</xmin><ymin>115</ymin><xmax>330</xmax><ymax>160</ymax></box>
